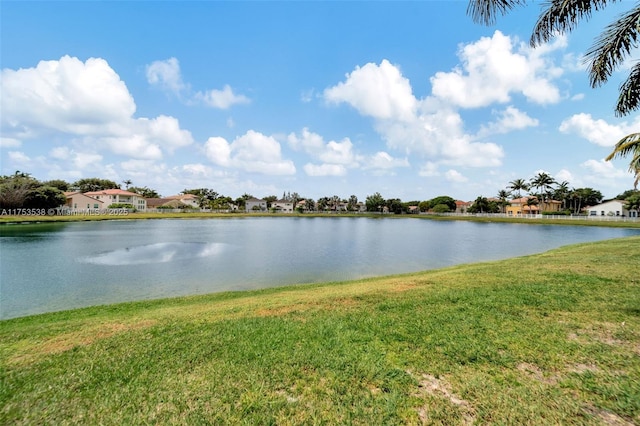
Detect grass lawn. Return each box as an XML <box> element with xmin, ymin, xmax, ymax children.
<box><xmin>1</xmin><ymin>236</ymin><xmax>639</xmax><ymax>424</ymax></box>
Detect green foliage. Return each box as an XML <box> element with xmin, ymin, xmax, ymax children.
<box><xmin>431</xmin><ymin>203</ymin><xmax>452</xmax><ymax>213</ymax></box>
<box><xmin>129</xmin><ymin>186</ymin><xmax>161</xmax><ymax>198</ymax></box>
<box><xmin>108</xmin><ymin>203</ymin><xmax>134</xmax><ymax>209</ymax></box>
<box><xmin>25</xmin><ymin>186</ymin><xmax>67</xmax><ymax>210</ymax></box>
<box><xmin>427</xmin><ymin>196</ymin><xmax>457</xmax><ymax>211</ymax></box>
<box><xmin>42</xmin><ymin>179</ymin><xmax>70</xmax><ymax>191</ymax></box>
<box><xmin>72</xmin><ymin>178</ymin><xmax>120</xmax><ymax>193</ymax></box>
<box><xmin>0</xmin><ymin>172</ymin><xmax>66</xmax><ymax>209</ymax></box>
<box><xmin>365</xmin><ymin>192</ymin><xmax>385</xmax><ymax>212</ymax></box>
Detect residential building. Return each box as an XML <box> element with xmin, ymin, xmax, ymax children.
<box><xmin>272</xmin><ymin>199</ymin><xmax>294</xmax><ymax>213</ymax></box>
<box><xmin>455</xmin><ymin>200</ymin><xmax>471</xmax><ymax>214</ymax></box>
<box><xmin>164</xmin><ymin>194</ymin><xmax>200</xmax><ymax>208</ymax></box>
<box><xmin>84</xmin><ymin>189</ymin><xmax>147</xmax><ymax>211</ymax></box>
<box><xmin>63</xmin><ymin>192</ymin><xmax>104</xmax><ymax>210</ymax></box>
<box><xmin>506</xmin><ymin>196</ymin><xmax>562</xmax><ymax>216</ymax></box>
<box><xmin>586</xmin><ymin>200</ymin><xmax>638</xmax><ymax>218</ymax></box>
<box><xmin>245</xmin><ymin>198</ymin><xmax>267</xmax><ymax>212</ymax></box>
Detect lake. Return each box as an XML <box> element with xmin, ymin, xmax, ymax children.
<box><xmin>1</xmin><ymin>217</ymin><xmax>639</xmax><ymax>319</ymax></box>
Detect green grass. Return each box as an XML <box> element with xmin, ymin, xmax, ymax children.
<box><xmin>2</xmin><ymin>237</ymin><xmax>639</xmax><ymax>424</ymax></box>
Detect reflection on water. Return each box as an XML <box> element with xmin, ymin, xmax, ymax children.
<box><xmin>79</xmin><ymin>242</ymin><xmax>227</xmax><ymax>265</ymax></box>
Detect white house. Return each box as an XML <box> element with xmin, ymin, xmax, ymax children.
<box><xmin>164</xmin><ymin>194</ymin><xmax>200</xmax><ymax>208</ymax></box>
<box><xmin>84</xmin><ymin>189</ymin><xmax>147</xmax><ymax>211</ymax></box>
<box><xmin>245</xmin><ymin>198</ymin><xmax>267</xmax><ymax>212</ymax></box>
<box><xmin>272</xmin><ymin>199</ymin><xmax>294</xmax><ymax>213</ymax></box>
<box><xmin>586</xmin><ymin>200</ymin><xmax>638</xmax><ymax>218</ymax></box>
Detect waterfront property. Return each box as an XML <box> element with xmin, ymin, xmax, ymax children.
<box><xmin>506</xmin><ymin>196</ymin><xmax>562</xmax><ymax>216</ymax></box>
<box><xmin>586</xmin><ymin>199</ymin><xmax>638</xmax><ymax>217</ymax></box>
<box><xmin>64</xmin><ymin>191</ymin><xmax>104</xmax><ymax>210</ymax></box>
<box><xmin>84</xmin><ymin>189</ymin><xmax>148</xmax><ymax>211</ymax></box>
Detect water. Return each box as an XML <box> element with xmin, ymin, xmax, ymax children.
<box><xmin>1</xmin><ymin>217</ymin><xmax>638</xmax><ymax>319</ymax></box>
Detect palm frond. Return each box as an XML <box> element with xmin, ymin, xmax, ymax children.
<box><xmin>586</xmin><ymin>4</ymin><xmax>640</xmax><ymax>87</ymax></box>
<box><xmin>467</xmin><ymin>0</ymin><xmax>526</xmax><ymax>25</ymax></box>
<box><xmin>616</xmin><ymin>61</ymin><xmax>640</xmax><ymax>116</ymax></box>
<box><xmin>605</xmin><ymin>133</ymin><xmax>640</xmax><ymax>165</ymax></box>
<box><xmin>531</xmin><ymin>0</ymin><xmax>615</xmax><ymax>46</ymax></box>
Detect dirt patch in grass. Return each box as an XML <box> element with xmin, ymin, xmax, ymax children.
<box><xmin>408</xmin><ymin>370</ymin><xmax>476</xmax><ymax>425</ymax></box>
<box><xmin>583</xmin><ymin>404</ymin><xmax>636</xmax><ymax>426</ymax></box>
<box><xmin>517</xmin><ymin>362</ymin><xmax>560</xmax><ymax>385</ymax></box>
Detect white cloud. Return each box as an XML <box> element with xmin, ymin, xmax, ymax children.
<box><xmin>146</xmin><ymin>57</ymin><xmax>185</xmax><ymax>96</ymax></box>
<box><xmin>287</xmin><ymin>127</ymin><xmax>361</xmax><ymax>171</ymax></box>
<box><xmin>8</xmin><ymin>151</ymin><xmax>31</xmax><ymax>165</ymax></box>
<box><xmin>1</xmin><ymin>56</ymin><xmax>193</xmax><ymax>160</ymax></box>
<box><xmin>204</xmin><ymin>130</ymin><xmax>295</xmax><ymax>175</ymax></box>
<box><xmin>418</xmin><ymin>162</ymin><xmax>440</xmax><ymax>177</ymax></box>
<box><xmin>430</xmin><ymin>31</ymin><xmax>562</xmax><ymax>108</ymax></box>
<box><xmin>324</xmin><ymin>61</ymin><xmax>504</xmax><ymax>168</ymax></box>
<box><xmin>581</xmin><ymin>159</ymin><xmax>628</xmax><ymax>178</ymax></box>
<box><xmin>146</xmin><ymin>58</ymin><xmax>250</xmax><ymax>109</ymax></box>
<box><xmin>559</xmin><ymin>113</ymin><xmax>639</xmax><ymax>147</ymax></box>
<box><xmin>445</xmin><ymin>169</ymin><xmax>468</xmax><ymax>183</ymax></box>
<box><xmin>303</xmin><ymin>163</ymin><xmax>347</xmax><ymax>177</ymax></box>
<box><xmin>477</xmin><ymin>106</ymin><xmax>539</xmax><ymax>137</ymax></box>
<box><xmin>364</xmin><ymin>152</ymin><xmax>410</xmax><ymax>170</ymax></box>
<box><xmin>324</xmin><ymin>59</ymin><xmax>417</xmax><ymax>122</ymax></box>
<box><xmin>0</xmin><ymin>138</ymin><xmax>21</xmax><ymax>148</ymax></box>
<box><xmin>195</xmin><ymin>85</ymin><xmax>250</xmax><ymax>109</ymax></box>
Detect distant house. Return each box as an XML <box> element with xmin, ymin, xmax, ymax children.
<box><xmin>245</xmin><ymin>198</ymin><xmax>267</xmax><ymax>212</ymax></box>
<box><xmin>64</xmin><ymin>192</ymin><xmax>104</xmax><ymax>210</ymax></box>
<box><xmin>506</xmin><ymin>196</ymin><xmax>561</xmax><ymax>216</ymax></box>
<box><xmin>455</xmin><ymin>200</ymin><xmax>471</xmax><ymax>214</ymax></box>
<box><xmin>84</xmin><ymin>189</ymin><xmax>147</xmax><ymax>211</ymax></box>
<box><xmin>164</xmin><ymin>194</ymin><xmax>200</xmax><ymax>208</ymax></box>
<box><xmin>586</xmin><ymin>200</ymin><xmax>638</xmax><ymax>218</ymax></box>
<box><xmin>272</xmin><ymin>199</ymin><xmax>294</xmax><ymax>213</ymax></box>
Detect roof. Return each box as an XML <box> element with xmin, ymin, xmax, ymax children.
<box><xmin>165</xmin><ymin>194</ymin><xmax>198</xmax><ymax>200</ymax></box>
<box><xmin>84</xmin><ymin>189</ymin><xmax>142</xmax><ymax>197</ymax></box>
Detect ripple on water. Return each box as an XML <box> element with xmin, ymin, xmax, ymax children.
<box><xmin>79</xmin><ymin>242</ymin><xmax>227</xmax><ymax>265</ymax></box>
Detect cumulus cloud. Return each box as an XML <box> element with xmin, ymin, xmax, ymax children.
<box><xmin>204</xmin><ymin>130</ymin><xmax>296</xmax><ymax>175</ymax></box>
<box><xmin>364</xmin><ymin>152</ymin><xmax>410</xmax><ymax>170</ymax></box>
<box><xmin>288</xmin><ymin>128</ymin><xmax>359</xmax><ymax>165</ymax></box>
<box><xmin>477</xmin><ymin>106</ymin><xmax>539</xmax><ymax>137</ymax></box>
<box><xmin>1</xmin><ymin>56</ymin><xmax>193</xmax><ymax>160</ymax></box>
<box><xmin>581</xmin><ymin>159</ymin><xmax>629</xmax><ymax>178</ymax></box>
<box><xmin>445</xmin><ymin>169</ymin><xmax>468</xmax><ymax>183</ymax></box>
<box><xmin>430</xmin><ymin>31</ymin><xmax>562</xmax><ymax>108</ymax></box>
<box><xmin>324</xmin><ymin>59</ymin><xmax>417</xmax><ymax>122</ymax></box>
<box><xmin>324</xmin><ymin>60</ymin><xmax>505</xmax><ymax>168</ymax></box>
<box><xmin>559</xmin><ymin>113</ymin><xmax>639</xmax><ymax>147</ymax></box>
<box><xmin>146</xmin><ymin>57</ymin><xmax>250</xmax><ymax>109</ymax></box>
<box><xmin>195</xmin><ymin>85</ymin><xmax>250</xmax><ymax>109</ymax></box>
<box><xmin>146</xmin><ymin>57</ymin><xmax>186</xmax><ymax>96</ymax></box>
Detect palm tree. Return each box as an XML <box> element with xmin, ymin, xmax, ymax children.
<box><xmin>530</xmin><ymin>172</ymin><xmax>556</xmax><ymax>209</ymax></box>
<box><xmin>468</xmin><ymin>1</ymin><xmax>640</xmax><ymax>179</ymax></box>
<box><xmin>497</xmin><ymin>189</ymin><xmax>511</xmax><ymax>213</ymax></box>
<box><xmin>553</xmin><ymin>180</ymin><xmax>571</xmax><ymax>210</ymax></box>
<box><xmin>605</xmin><ymin>133</ymin><xmax>640</xmax><ymax>189</ymax></box>
<box><xmin>123</xmin><ymin>179</ymin><xmax>132</xmax><ymax>190</ymax></box>
<box><xmin>467</xmin><ymin>1</ymin><xmax>639</xmax><ymax>117</ymax></box>
<box><xmin>508</xmin><ymin>178</ymin><xmax>529</xmax><ymax>199</ymax></box>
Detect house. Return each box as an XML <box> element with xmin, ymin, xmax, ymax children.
<box><xmin>63</xmin><ymin>192</ymin><xmax>104</xmax><ymax>210</ymax></box>
<box><xmin>245</xmin><ymin>198</ymin><xmax>267</xmax><ymax>212</ymax></box>
<box><xmin>585</xmin><ymin>200</ymin><xmax>638</xmax><ymax>218</ymax></box>
<box><xmin>506</xmin><ymin>196</ymin><xmax>562</xmax><ymax>216</ymax></box>
<box><xmin>164</xmin><ymin>194</ymin><xmax>200</xmax><ymax>208</ymax></box>
<box><xmin>272</xmin><ymin>199</ymin><xmax>294</xmax><ymax>213</ymax></box>
<box><xmin>455</xmin><ymin>200</ymin><xmax>471</xmax><ymax>214</ymax></box>
<box><xmin>84</xmin><ymin>189</ymin><xmax>147</xmax><ymax>211</ymax></box>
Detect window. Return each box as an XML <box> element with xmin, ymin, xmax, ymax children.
<box><xmin>590</xmin><ymin>211</ymin><xmax>596</xmax><ymax>216</ymax></box>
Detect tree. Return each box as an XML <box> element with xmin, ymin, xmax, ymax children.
<box><xmin>569</xmin><ymin>187</ymin><xmax>603</xmax><ymax>214</ymax></box>
<box><xmin>263</xmin><ymin>195</ymin><xmax>278</xmax><ymax>208</ymax></box>
<box><xmin>129</xmin><ymin>186</ymin><xmax>161</xmax><ymax>198</ymax></box>
<box><xmin>0</xmin><ymin>172</ymin><xmax>40</xmax><ymax>209</ymax></box>
<box><xmin>235</xmin><ymin>193</ymin><xmax>253</xmax><ymax>210</ymax></box>
<box><xmin>123</xmin><ymin>179</ymin><xmax>132</xmax><ymax>190</ymax></box>
<box><xmin>24</xmin><ymin>186</ymin><xmax>67</xmax><ymax>210</ymax></box>
<box><xmin>182</xmin><ymin>188</ymin><xmax>219</xmax><ymax>208</ymax></box>
<box><xmin>624</xmin><ymin>193</ymin><xmax>640</xmax><ymax>212</ymax></box>
<box><xmin>365</xmin><ymin>192</ymin><xmax>386</xmax><ymax>212</ymax></box>
<box><xmin>552</xmin><ymin>181</ymin><xmax>571</xmax><ymax>210</ymax></box>
<box><xmin>508</xmin><ymin>178</ymin><xmax>529</xmax><ymax>199</ymax></box>
<box><xmin>468</xmin><ymin>0</ymin><xmax>639</xmax><ymax>116</ymax></box>
<box><xmin>468</xmin><ymin>196</ymin><xmax>499</xmax><ymax>213</ymax></box>
<box><xmin>347</xmin><ymin>195</ymin><xmax>359</xmax><ymax>211</ymax></box>
<box><xmin>468</xmin><ymin>0</ymin><xmax>640</xmax><ymax>180</ymax></box>
<box><xmin>43</xmin><ymin>179</ymin><xmax>70</xmax><ymax>192</ymax></box>
<box><xmin>605</xmin><ymin>133</ymin><xmax>640</xmax><ymax>189</ymax></box>
<box><xmin>530</xmin><ymin>172</ymin><xmax>556</xmax><ymax>206</ymax></box>
<box><xmin>72</xmin><ymin>178</ymin><xmax>120</xmax><ymax>193</ymax></box>
<box><xmin>497</xmin><ymin>189</ymin><xmax>511</xmax><ymax>213</ymax></box>
<box><xmin>427</xmin><ymin>196</ymin><xmax>457</xmax><ymax>212</ymax></box>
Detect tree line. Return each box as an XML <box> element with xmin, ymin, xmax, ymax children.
<box><xmin>2</xmin><ymin>171</ymin><xmax>639</xmax><ymax>214</ymax></box>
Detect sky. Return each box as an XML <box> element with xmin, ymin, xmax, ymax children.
<box><xmin>1</xmin><ymin>1</ymin><xmax>639</xmax><ymax>202</ymax></box>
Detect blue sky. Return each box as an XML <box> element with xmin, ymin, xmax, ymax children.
<box><xmin>1</xmin><ymin>1</ymin><xmax>638</xmax><ymax>202</ymax></box>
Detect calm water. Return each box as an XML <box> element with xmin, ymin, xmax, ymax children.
<box><xmin>1</xmin><ymin>217</ymin><xmax>639</xmax><ymax>319</ymax></box>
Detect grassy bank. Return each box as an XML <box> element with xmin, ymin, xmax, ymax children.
<box><xmin>2</xmin><ymin>237</ymin><xmax>639</xmax><ymax>424</ymax></box>
<box><xmin>2</xmin><ymin>211</ymin><xmax>640</xmax><ymax>229</ymax></box>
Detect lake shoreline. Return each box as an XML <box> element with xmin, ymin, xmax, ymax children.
<box><xmin>2</xmin><ymin>236</ymin><xmax>639</xmax><ymax>424</ymax></box>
